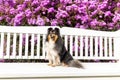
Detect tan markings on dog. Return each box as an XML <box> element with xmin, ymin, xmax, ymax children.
<box><xmin>54</xmin><ymin>35</ymin><xmax>58</xmax><ymax>42</ymax></box>
<box><xmin>48</xmin><ymin>34</ymin><xmax>58</xmax><ymax>43</ymax></box>
<box><xmin>48</xmin><ymin>34</ymin><xmax>51</xmax><ymax>42</ymax></box>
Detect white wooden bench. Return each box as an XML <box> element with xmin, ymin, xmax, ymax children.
<box><xmin>0</xmin><ymin>26</ymin><xmax>120</xmax><ymax>80</ymax></box>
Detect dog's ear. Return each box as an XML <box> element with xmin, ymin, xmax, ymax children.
<box><xmin>47</xmin><ymin>28</ymin><xmax>53</xmax><ymax>34</ymax></box>
<box><xmin>46</xmin><ymin>28</ymin><xmax>53</xmax><ymax>41</ymax></box>
<box><xmin>54</xmin><ymin>28</ymin><xmax>60</xmax><ymax>35</ymax></box>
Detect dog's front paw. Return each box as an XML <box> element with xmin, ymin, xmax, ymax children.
<box><xmin>48</xmin><ymin>63</ymin><xmax>52</xmax><ymax>66</ymax></box>
<box><xmin>51</xmin><ymin>64</ymin><xmax>56</xmax><ymax>67</ymax></box>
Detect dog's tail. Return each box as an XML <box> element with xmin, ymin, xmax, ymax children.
<box><xmin>68</xmin><ymin>60</ymin><xmax>84</xmax><ymax>69</ymax></box>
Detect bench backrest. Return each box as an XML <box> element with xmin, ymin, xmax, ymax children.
<box><xmin>0</xmin><ymin>26</ymin><xmax>120</xmax><ymax>61</ymax></box>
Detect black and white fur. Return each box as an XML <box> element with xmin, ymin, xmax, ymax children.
<box><xmin>45</xmin><ymin>27</ymin><xmax>83</xmax><ymax>68</ymax></box>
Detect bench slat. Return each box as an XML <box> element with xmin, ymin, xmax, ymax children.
<box><xmin>35</xmin><ymin>34</ymin><xmax>40</xmax><ymax>59</ymax></box>
<box><xmin>109</xmin><ymin>37</ymin><xmax>113</xmax><ymax>57</ymax></box>
<box><xmin>24</xmin><ymin>33</ymin><xmax>29</xmax><ymax>59</ymax></box>
<box><xmin>0</xmin><ymin>33</ymin><xmax>4</xmax><ymax>59</ymax></box>
<box><xmin>95</xmin><ymin>37</ymin><xmax>98</xmax><ymax>57</ymax></box>
<box><xmin>80</xmin><ymin>36</ymin><xmax>83</xmax><ymax>57</ymax></box>
<box><xmin>75</xmin><ymin>36</ymin><xmax>78</xmax><ymax>58</ymax></box>
<box><xmin>18</xmin><ymin>33</ymin><xmax>23</xmax><ymax>59</ymax></box>
<box><xmin>30</xmin><ymin>34</ymin><xmax>34</xmax><ymax>59</ymax></box>
<box><xmin>104</xmin><ymin>37</ymin><xmax>108</xmax><ymax>57</ymax></box>
<box><xmin>5</xmin><ymin>33</ymin><xmax>10</xmax><ymax>59</ymax></box>
<box><xmin>99</xmin><ymin>37</ymin><xmax>103</xmax><ymax>57</ymax></box>
<box><xmin>90</xmin><ymin>36</ymin><xmax>93</xmax><ymax>57</ymax></box>
<box><xmin>70</xmin><ymin>36</ymin><xmax>73</xmax><ymax>56</ymax></box>
<box><xmin>11</xmin><ymin>33</ymin><xmax>17</xmax><ymax>59</ymax></box>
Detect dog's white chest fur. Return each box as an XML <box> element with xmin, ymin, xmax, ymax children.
<box><xmin>45</xmin><ymin>40</ymin><xmax>58</xmax><ymax>56</ymax></box>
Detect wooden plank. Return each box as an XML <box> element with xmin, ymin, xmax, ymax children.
<box><xmin>109</xmin><ymin>37</ymin><xmax>113</xmax><ymax>57</ymax></box>
<box><xmin>5</xmin><ymin>33</ymin><xmax>10</xmax><ymax>59</ymax></box>
<box><xmin>11</xmin><ymin>33</ymin><xmax>17</xmax><ymax>59</ymax></box>
<box><xmin>95</xmin><ymin>37</ymin><xmax>98</xmax><ymax>57</ymax></box>
<box><xmin>80</xmin><ymin>36</ymin><xmax>83</xmax><ymax>57</ymax></box>
<box><xmin>35</xmin><ymin>34</ymin><xmax>40</xmax><ymax>59</ymax></box>
<box><xmin>17</xmin><ymin>33</ymin><xmax>22</xmax><ymax>59</ymax></box>
<box><xmin>70</xmin><ymin>36</ymin><xmax>73</xmax><ymax>56</ymax></box>
<box><xmin>90</xmin><ymin>36</ymin><xmax>93</xmax><ymax>57</ymax></box>
<box><xmin>42</xmin><ymin>34</ymin><xmax>46</xmax><ymax>59</ymax></box>
<box><xmin>75</xmin><ymin>36</ymin><xmax>78</xmax><ymax>58</ymax></box>
<box><xmin>65</xmin><ymin>35</ymin><xmax>68</xmax><ymax>50</ymax></box>
<box><xmin>99</xmin><ymin>37</ymin><xmax>103</xmax><ymax>57</ymax></box>
<box><xmin>104</xmin><ymin>37</ymin><xmax>108</xmax><ymax>57</ymax></box>
<box><xmin>23</xmin><ymin>33</ymin><xmax>29</xmax><ymax>59</ymax></box>
<box><xmin>0</xmin><ymin>33</ymin><xmax>4</xmax><ymax>59</ymax></box>
<box><xmin>30</xmin><ymin>34</ymin><xmax>34</xmax><ymax>59</ymax></box>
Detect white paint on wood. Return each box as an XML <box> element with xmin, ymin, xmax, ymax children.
<box><xmin>5</xmin><ymin>33</ymin><xmax>10</xmax><ymax>59</ymax></box>
<box><xmin>35</xmin><ymin>34</ymin><xmax>40</xmax><ymax>59</ymax></box>
<box><xmin>0</xmin><ymin>33</ymin><xmax>4</xmax><ymax>59</ymax></box>
<box><xmin>70</xmin><ymin>36</ymin><xmax>73</xmax><ymax>56</ymax></box>
<box><xmin>18</xmin><ymin>33</ymin><xmax>22</xmax><ymax>59</ymax></box>
<box><xmin>11</xmin><ymin>33</ymin><xmax>17</xmax><ymax>59</ymax></box>
<box><xmin>24</xmin><ymin>33</ymin><xmax>29</xmax><ymax>59</ymax></box>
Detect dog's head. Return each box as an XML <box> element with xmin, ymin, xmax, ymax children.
<box><xmin>47</xmin><ymin>27</ymin><xmax>60</xmax><ymax>43</ymax></box>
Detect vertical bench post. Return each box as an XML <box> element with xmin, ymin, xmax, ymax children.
<box><xmin>114</xmin><ymin>30</ymin><xmax>120</xmax><ymax>62</ymax></box>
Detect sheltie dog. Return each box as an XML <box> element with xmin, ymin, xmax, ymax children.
<box><xmin>45</xmin><ymin>27</ymin><xmax>83</xmax><ymax>68</ymax></box>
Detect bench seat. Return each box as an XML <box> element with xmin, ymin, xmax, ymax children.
<box><xmin>0</xmin><ymin>63</ymin><xmax>120</xmax><ymax>79</ymax></box>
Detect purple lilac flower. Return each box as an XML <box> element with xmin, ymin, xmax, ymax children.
<box><xmin>117</xmin><ymin>2</ymin><xmax>120</xmax><ymax>7</ymax></box>
<box><xmin>36</xmin><ymin>15</ymin><xmax>45</xmax><ymax>26</ymax></box>
<box><xmin>0</xmin><ymin>16</ymin><xmax>4</xmax><ymax>21</ymax></box>
<box><xmin>91</xmin><ymin>10</ymin><xmax>98</xmax><ymax>16</ymax></box>
<box><xmin>25</xmin><ymin>0</ymin><xmax>31</xmax><ymax>2</ymax></box>
<box><xmin>32</xmin><ymin>0</ymin><xmax>39</xmax><ymax>6</ymax></box>
<box><xmin>45</xmin><ymin>17</ymin><xmax>50</xmax><ymax>23</ymax></box>
<box><xmin>98</xmin><ymin>21</ymin><xmax>106</xmax><ymax>26</ymax></box>
<box><xmin>56</xmin><ymin>9</ymin><xmax>69</xmax><ymax>18</ymax></box>
<box><xmin>9</xmin><ymin>8</ymin><xmax>16</xmax><ymax>14</ymax></box>
<box><xmin>0</xmin><ymin>5</ymin><xmax>5</xmax><ymax>13</ymax></box>
<box><xmin>6</xmin><ymin>17</ymin><xmax>11</xmax><ymax>23</ymax></box>
<box><xmin>25</xmin><ymin>9</ymin><xmax>32</xmax><ymax>18</ymax></box>
<box><xmin>60</xmin><ymin>0</ymin><xmax>72</xmax><ymax>4</ymax></box>
<box><xmin>75</xmin><ymin>23</ymin><xmax>80</xmax><ymax>28</ymax></box>
<box><xmin>75</xmin><ymin>15</ymin><xmax>81</xmax><ymax>20</ymax></box>
<box><xmin>71</xmin><ymin>4</ymin><xmax>78</xmax><ymax>11</ymax></box>
<box><xmin>28</xmin><ymin>18</ymin><xmax>36</xmax><ymax>25</ymax></box>
<box><xmin>112</xmin><ymin>12</ymin><xmax>120</xmax><ymax>22</ymax></box>
<box><xmin>78</xmin><ymin>6</ymin><xmax>86</xmax><ymax>14</ymax></box>
<box><xmin>104</xmin><ymin>11</ymin><xmax>112</xmax><ymax>17</ymax></box>
<box><xmin>41</xmin><ymin>0</ymin><xmax>50</xmax><ymax>6</ymax></box>
<box><xmin>67</xmin><ymin>20</ymin><xmax>71</xmax><ymax>25</ymax></box>
<box><xmin>17</xmin><ymin>4</ymin><xmax>25</xmax><ymax>12</ymax></box>
<box><xmin>14</xmin><ymin>12</ymin><xmax>24</xmax><ymax>26</ymax></box>
<box><xmin>34</xmin><ymin>6</ymin><xmax>41</xmax><ymax>13</ymax></box>
<box><xmin>90</xmin><ymin>19</ymin><xmax>98</xmax><ymax>26</ymax></box>
<box><xmin>74</xmin><ymin>0</ymin><xmax>81</xmax><ymax>3</ymax></box>
<box><xmin>79</xmin><ymin>25</ymin><xmax>87</xmax><ymax>29</ymax></box>
<box><xmin>0</xmin><ymin>0</ymin><xmax>3</xmax><ymax>5</ymax></box>
<box><xmin>81</xmin><ymin>15</ymin><xmax>89</xmax><ymax>24</ymax></box>
<box><xmin>66</xmin><ymin>6</ymin><xmax>72</xmax><ymax>11</ymax></box>
<box><xmin>98</xmin><ymin>1</ymin><xmax>107</xmax><ymax>10</ymax></box>
<box><xmin>88</xmin><ymin>3</ymin><xmax>97</xmax><ymax>11</ymax></box>
<box><xmin>7</xmin><ymin>0</ymin><xmax>15</xmax><ymax>7</ymax></box>
<box><xmin>48</xmin><ymin>7</ymin><xmax>55</xmax><ymax>13</ymax></box>
<box><xmin>51</xmin><ymin>19</ymin><xmax>58</xmax><ymax>26</ymax></box>
<box><xmin>107</xmin><ymin>23</ymin><xmax>114</xmax><ymax>30</ymax></box>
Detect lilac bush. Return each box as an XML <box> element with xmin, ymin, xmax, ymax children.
<box><xmin>0</xmin><ymin>0</ymin><xmax>120</xmax><ymax>31</ymax></box>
